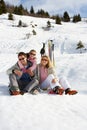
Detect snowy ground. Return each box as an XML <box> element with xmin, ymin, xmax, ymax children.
<box><xmin>0</xmin><ymin>14</ymin><xmax>87</xmax><ymax>130</ymax></box>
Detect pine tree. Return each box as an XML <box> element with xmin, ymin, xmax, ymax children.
<box><xmin>55</xmin><ymin>15</ymin><xmax>61</xmax><ymax>24</ymax></box>
<box><xmin>8</xmin><ymin>13</ymin><xmax>13</xmax><ymax>20</ymax></box>
<box><xmin>78</xmin><ymin>14</ymin><xmax>81</xmax><ymax>21</ymax></box>
<box><xmin>18</xmin><ymin>4</ymin><xmax>23</xmax><ymax>15</ymax></box>
<box><xmin>18</xmin><ymin>20</ymin><xmax>22</xmax><ymax>27</ymax></box>
<box><xmin>0</xmin><ymin>0</ymin><xmax>7</xmax><ymax>15</ymax></box>
<box><xmin>30</xmin><ymin>6</ymin><xmax>34</xmax><ymax>14</ymax></box>
<box><xmin>13</xmin><ymin>6</ymin><xmax>18</xmax><ymax>14</ymax></box>
<box><xmin>73</xmin><ymin>14</ymin><xmax>81</xmax><ymax>23</ymax></box>
<box><xmin>36</xmin><ymin>9</ymin><xmax>49</xmax><ymax>17</ymax></box>
<box><xmin>45</xmin><ymin>11</ymin><xmax>49</xmax><ymax>17</ymax></box>
<box><xmin>76</xmin><ymin>40</ymin><xmax>84</xmax><ymax>53</ymax></box>
<box><xmin>63</xmin><ymin>11</ymin><xmax>70</xmax><ymax>22</ymax></box>
<box><xmin>13</xmin><ymin>4</ymin><xmax>27</xmax><ymax>15</ymax></box>
<box><xmin>32</xmin><ymin>29</ymin><xmax>36</xmax><ymax>35</ymax></box>
<box><xmin>47</xmin><ymin>20</ymin><xmax>51</xmax><ymax>28</ymax></box>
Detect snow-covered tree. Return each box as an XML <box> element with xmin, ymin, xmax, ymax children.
<box><xmin>76</xmin><ymin>40</ymin><xmax>84</xmax><ymax>53</ymax></box>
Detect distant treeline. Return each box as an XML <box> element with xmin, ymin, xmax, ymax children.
<box><xmin>0</xmin><ymin>0</ymin><xmax>81</xmax><ymax>23</ymax></box>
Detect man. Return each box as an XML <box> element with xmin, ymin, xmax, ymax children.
<box><xmin>7</xmin><ymin>52</ymin><xmax>39</xmax><ymax>95</ymax></box>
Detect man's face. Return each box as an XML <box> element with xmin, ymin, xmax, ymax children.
<box><xmin>18</xmin><ymin>55</ymin><xmax>27</xmax><ymax>65</ymax></box>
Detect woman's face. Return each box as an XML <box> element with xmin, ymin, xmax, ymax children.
<box><xmin>41</xmin><ymin>57</ymin><xmax>48</xmax><ymax>67</ymax></box>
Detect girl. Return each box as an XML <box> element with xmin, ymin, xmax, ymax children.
<box><xmin>27</xmin><ymin>49</ymin><xmax>37</xmax><ymax>71</ymax></box>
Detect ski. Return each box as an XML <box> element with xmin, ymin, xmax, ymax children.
<box><xmin>52</xmin><ymin>43</ymin><xmax>55</xmax><ymax>66</ymax></box>
<box><xmin>48</xmin><ymin>40</ymin><xmax>55</xmax><ymax>66</ymax></box>
<box><xmin>48</xmin><ymin>40</ymin><xmax>52</xmax><ymax>61</ymax></box>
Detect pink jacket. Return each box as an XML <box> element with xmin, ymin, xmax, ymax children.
<box><xmin>18</xmin><ymin>57</ymin><xmax>37</xmax><ymax>72</ymax></box>
<box><xmin>28</xmin><ymin>57</ymin><xmax>37</xmax><ymax>71</ymax></box>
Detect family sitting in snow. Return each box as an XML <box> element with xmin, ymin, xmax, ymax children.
<box><xmin>7</xmin><ymin>50</ymin><xmax>78</xmax><ymax>96</ymax></box>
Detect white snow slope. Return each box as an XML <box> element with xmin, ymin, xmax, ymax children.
<box><xmin>0</xmin><ymin>13</ymin><xmax>87</xmax><ymax>130</ymax></box>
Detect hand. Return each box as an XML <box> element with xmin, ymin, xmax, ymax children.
<box><xmin>14</xmin><ymin>70</ymin><xmax>22</xmax><ymax>76</ymax></box>
<box><xmin>26</xmin><ymin>69</ymin><xmax>34</xmax><ymax>76</ymax></box>
<box><xmin>52</xmin><ymin>78</ymin><xmax>57</xmax><ymax>83</ymax></box>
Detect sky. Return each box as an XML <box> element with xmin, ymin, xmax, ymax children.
<box><xmin>4</xmin><ymin>0</ymin><xmax>87</xmax><ymax>17</ymax></box>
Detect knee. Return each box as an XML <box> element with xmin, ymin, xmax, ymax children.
<box><xmin>9</xmin><ymin>74</ymin><xmax>16</xmax><ymax>79</ymax></box>
<box><xmin>48</xmin><ymin>74</ymin><xmax>54</xmax><ymax>79</ymax></box>
<box><xmin>59</xmin><ymin>76</ymin><xmax>66</xmax><ymax>81</ymax></box>
<box><xmin>59</xmin><ymin>76</ymin><xmax>67</xmax><ymax>83</ymax></box>
<box><xmin>33</xmin><ymin>79</ymin><xmax>39</xmax><ymax>85</ymax></box>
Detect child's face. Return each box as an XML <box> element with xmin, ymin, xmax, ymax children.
<box><xmin>30</xmin><ymin>51</ymin><xmax>36</xmax><ymax>58</ymax></box>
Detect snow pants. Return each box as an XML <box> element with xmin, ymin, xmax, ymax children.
<box><xmin>9</xmin><ymin>74</ymin><xmax>39</xmax><ymax>92</ymax></box>
<box><xmin>40</xmin><ymin>74</ymin><xmax>71</xmax><ymax>90</ymax></box>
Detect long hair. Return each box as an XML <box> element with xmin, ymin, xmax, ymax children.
<box><xmin>41</xmin><ymin>55</ymin><xmax>53</xmax><ymax>68</ymax></box>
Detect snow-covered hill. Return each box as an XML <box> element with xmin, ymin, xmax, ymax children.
<box><xmin>0</xmin><ymin>13</ymin><xmax>87</xmax><ymax>130</ymax></box>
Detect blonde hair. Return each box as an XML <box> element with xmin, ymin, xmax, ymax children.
<box><xmin>41</xmin><ymin>55</ymin><xmax>53</xmax><ymax>68</ymax></box>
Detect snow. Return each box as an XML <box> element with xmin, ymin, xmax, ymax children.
<box><xmin>0</xmin><ymin>13</ymin><xmax>87</xmax><ymax>130</ymax></box>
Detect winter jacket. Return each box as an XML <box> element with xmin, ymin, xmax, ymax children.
<box><xmin>7</xmin><ymin>61</ymin><xmax>33</xmax><ymax>81</ymax></box>
<box><xmin>35</xmin><ymin>64</ymin><xmax>58</xmax><ymax>82</ymax></box>
<box><xmin>28</xmin><ymin>57</ymin><xmax>37</xmax><ymax>71</ymax></box>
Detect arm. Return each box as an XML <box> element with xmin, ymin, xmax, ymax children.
<box><xmin>6</xmin><ymin>63</ymin><xmax>19</xmax><ymax>75</ymax></box>
<box><xmin>15</xmin><ymin>60</ymin><xmax>34</xmax><ymax>78</ymax></box>
<box><xmin>34</xmin><ymin>64</ymin><xmax>40</xmax><ymax>81</ymax></box>
<box><xmin>29</xmin><ymin>61</ymin><xmax>36</xmax><ymax>71</ymax></box>
<box><xmin>20</xmin><ymin>73</ymin><xmax>32</xmax><ymax>80</ymax></box>
<box><xmin>27</xmin><ymin>58</ymin><xmax>37</xmax><ymax>71</ymax></box>
<box><xmin>48</xmin><ymin>67</ymin><xmax>59</xmax><ymax>82</ymax></box>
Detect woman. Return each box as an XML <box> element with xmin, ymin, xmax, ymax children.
<box><xmin>35</xmin><ymin>55</ymin><xmax>78</xmax><ymax>95</ymax></box>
